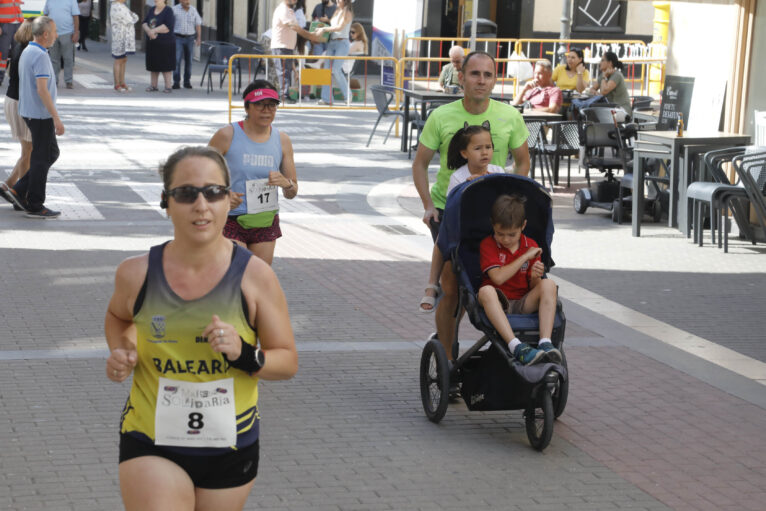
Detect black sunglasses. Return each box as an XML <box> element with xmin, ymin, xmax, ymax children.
<box><xmin>165</xmin><ymin>185</ymin><xmax>230</xmax><ymax>204</ymax></box>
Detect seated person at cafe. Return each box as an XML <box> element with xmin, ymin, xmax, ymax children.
<box><xmin>512</xmin><ymin>60</ymin><xmax>562</xmax><ymax>113</ymax></box>
<box><xmin>585</xmin><ymin>51</ymin><xmax>632</xmax><ymax>118</ymax></box>
<box><xmin>552</xmin><ymin>48</ymin><xmax>589</xmax><ymax>94</ymax></box>
<box><xmin>438</xmin><ymin>45</ymin><xmax>464</xmax><ymax>92</ymax></box>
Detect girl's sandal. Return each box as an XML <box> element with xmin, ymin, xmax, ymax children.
<box><xmin>163</xmin><ymin>87</ymin><xmax>172</xmax><ymax>93</ymax></box>
<box><xmin>418</xmin><ymin>284</ymin><xmax>441</xmax><ymax>313</ymax></box>
<box><xmin>145</xmin><ymin>86</ymin><xmax>159</xmax><ymax>92</ymax></box>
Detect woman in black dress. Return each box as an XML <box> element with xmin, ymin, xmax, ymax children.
<box><xmin>142</xmin><ymin>0</ymin><xmax>175</xmax><ymax>92</ymax></box>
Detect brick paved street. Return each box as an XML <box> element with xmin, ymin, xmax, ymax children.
<box><xmin>1</xmin><ymin>41</ymin><xmax>765</xmax><ymax>510</ymax></box>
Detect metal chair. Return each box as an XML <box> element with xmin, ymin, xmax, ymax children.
<box><xmin>543</xmin><ymin>121</ymin><xmax>580</xmax><ymax>188</ymax></box>
<box><xmin>524</xmin><ymin>119</ymin><xmax>554</xmax><ymax>192</ymax></box>
<box><xmin>366</xmin><ymin>85</ymin><xmax>404</xmax><ymax>147</ymax></box>
<box><xmin>201</xmin><ymin>42</ymin><xmax>242</xmax><ymax>94</ymax></box>
<box><xmin>732</xmin><ymin>150</ymin><xmax>766</xmax><ymax>246</ymax></box>
<box><xmin>686</xmin><ymin>147</ymin><xmax>750</xmax><ymax>252</ymax></box>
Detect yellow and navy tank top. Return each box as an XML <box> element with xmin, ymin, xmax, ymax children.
<box><xmin>120</xmin><ymin>241</ymin><xmax>259</xmax><ymax>454</ymax></box>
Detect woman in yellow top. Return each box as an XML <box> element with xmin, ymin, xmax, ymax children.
<box><xmin>105</xmin><ymin>146</ymin><xmax>298</xmax><ymax>510</ymax></box>
<box><xmin>552</xmin><ymin>48</ymin><xmax>589</xmax><ymax>93</ymax></box>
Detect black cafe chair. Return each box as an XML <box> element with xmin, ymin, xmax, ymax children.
<box><xmin>201</xmin><ymin>41</ymin><xmax>242</xmax><ymax>94</ymax></box>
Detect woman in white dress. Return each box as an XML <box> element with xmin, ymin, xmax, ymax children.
<box><xmin>110</xmin><ymin>0</ymin><xmax>139</xmax><ymax>92</ymax></box>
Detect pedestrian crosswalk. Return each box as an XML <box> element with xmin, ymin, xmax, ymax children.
<box><xmin>2</xmin><ymin>179</ymin><xmax>332</xmax><ymax>221</ymax></box>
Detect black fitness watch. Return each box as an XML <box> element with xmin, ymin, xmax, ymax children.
<box><xmin>253</xmin><ymin>347</ymin><xmax>265</xmax><ymax>372</ymax></box>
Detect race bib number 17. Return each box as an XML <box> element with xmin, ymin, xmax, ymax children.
<box><xmin>245</xmin><ymin>178</ymin><xmax>279</xmax><ymax>214</ymax></box>
<box><xmin>154</xmin><ymin>377</ymin><xmax>237</xmax><ymax>448</ymax></box>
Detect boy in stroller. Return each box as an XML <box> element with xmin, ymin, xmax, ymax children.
<box><xmin>478</xmin><ymin>195</ymin><xmax>562</xmax><ymax>365</ymax></box>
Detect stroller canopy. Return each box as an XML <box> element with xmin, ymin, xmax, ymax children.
<box><xmin>436</xmin><ymin>173</ymin><xmax>555</xmax><ymax>293</ymax></box>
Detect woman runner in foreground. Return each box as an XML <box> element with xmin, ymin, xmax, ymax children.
<box><xmin>105</xmin><ymin>146</ymin><xmax>298</xmax><ymax>510</ymax></box>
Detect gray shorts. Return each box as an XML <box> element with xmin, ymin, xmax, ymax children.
<box><xmin>495</xmin><ymin>288</ymin><xmax>531</xmax><ymax>315</ymax></box>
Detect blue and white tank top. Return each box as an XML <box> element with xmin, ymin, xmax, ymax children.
<box><xmin>226</xmin><ymin>122</ymin><xmax>283</xmax><ymax>216</ymax></box>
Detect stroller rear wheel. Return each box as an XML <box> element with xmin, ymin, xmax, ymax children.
<box><xmin>419</xmin><ymin>339</ymin><xmax>450</xmax><ymax>423</ymax></box>
<box><xmin>525</xmin><ymin>387</ymin><xmax>554</xmax><ymax>451</ymax></box>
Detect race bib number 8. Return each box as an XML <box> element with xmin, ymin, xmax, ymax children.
<box><xmin>154</xmin><ymin>377</ymin><xmax>237</xmax><ymax>448</ymax></box>
<box><xmin>245</xmin><ymin>178</ymin><xmax>279</xmax><ymax>214</ymax></box>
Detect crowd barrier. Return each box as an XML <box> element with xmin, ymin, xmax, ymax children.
<box><xmin>224</xmin><ymin>37</ymin><xmax>666</xmax><ymax>114</ymax></box>
<box><xmin>226</xmin><ymin>54</ymin><xmax>400</xmax><ymax>121</ymax></box>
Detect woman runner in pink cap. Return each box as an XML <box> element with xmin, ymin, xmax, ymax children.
<box><xmin>208</xmin><ymin>80</ymin><xmax>299</xmax><ymax>265</ymax></box>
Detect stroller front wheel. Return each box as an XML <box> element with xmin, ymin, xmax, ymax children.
<box><xmin>419</xmin><ymin>339</ymin><xmax>450</xmax><ymax>423</ymax></box>
<box><xmin>525</xmin><ymin>386</ymin><xmax>554</xmax><ymax>451</ymax></box>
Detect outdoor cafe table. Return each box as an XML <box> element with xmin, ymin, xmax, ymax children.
<box><xmin>631</xmin><ymin>130</ymin><xmax>751</xmax><ymax>237</ymax></box>
<box><xmin>390</xmin><ymin>88</ymin><xmax>513</xmax><ymax>152</ymax></box>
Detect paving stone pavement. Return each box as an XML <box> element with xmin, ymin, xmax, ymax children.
<box><xmin>1</xmin><ymin>40</ymin><xmax>765</xmax><ymax>510</ymax></box>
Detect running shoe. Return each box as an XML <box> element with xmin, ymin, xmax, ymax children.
<box><xmin>2</xmin><ymin>186</ymin><xmax>28</xmax><ymax>212</ymax></box>
<box><xmin>513</xmin><ymin>343</ymin><xmax>546</xmax><ymax>366</ymax></box>
<box><xmin>537</xmin><ymin>342</ymin><xmax>562</xmax><ymax>364</ymax></box>
<box><xmin>0</xmin><ymin>183</ymin><xmax>13</xmax><ymax>204</ymax></box>
<box><xmin>25</xmin><ymin>207</ymin><xmax>61</xmax><ymax>219</ymax></box>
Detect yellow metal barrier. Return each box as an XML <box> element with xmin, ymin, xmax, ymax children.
<box><xmin>397</xmin><ymin>56</ymin><xmax>518</xmax><ymax>99</ymax></box>
<box><xmin>514</xmin><ymin>38</ymin><xmax>649</xmax><ymax>60</ymax></box>
<box><xmin>226</xmin><ymin>54</ymin><xmax>400</xmax><ymax>121</ymax></box>
<box><xmin>400</xmin><ymin>36</ymin><xmax>518</xmax><ymax>61</ymax></box>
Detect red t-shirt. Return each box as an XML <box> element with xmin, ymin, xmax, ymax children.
<box><xmin>479</xmin><ymin>234</ymin><xmax>540</xmax><ymax>300</ymax></box>
<box><xmin>522</xmin><ymin>85</ymin><xmax>563</xmax><ymax>109</ymax></box>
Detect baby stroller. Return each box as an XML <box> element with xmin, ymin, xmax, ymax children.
<box><xmin>419</xmin><ymin>174</ymin><xmax>568</xmax><ymax>451</ymax></box>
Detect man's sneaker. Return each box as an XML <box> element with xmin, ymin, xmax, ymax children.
<box><xmin>183</xmin><ymin>83</ymin><xmax>193</xmax><ymax>89</ymax></box>
<box><xmin>2</xmin><ymin>186</ymin><xmax>28</xmax><ymax>211</ymax></box>
<box><xmin>172</xmin><ymin>83</ymin><xmax>181</xmax><ymax>90</ymax></box>
<box><xmin>0</xmin><ymin>183</ymin><xmax>14</xmax><ymax>204</ymax></box>
<box><xmin>25</xmin><ymin>207</ymin><xmax>61</xmax><ymax>219</ymax></box>
<box><xmin>537</xmin><ymin>342</ymin><xmax>562</xmax><ymax>364</ymax></box>
<box><xmin>513</xmin><ymin>343</ymin><xmax>546</xmax><ymax>366</ymax></box>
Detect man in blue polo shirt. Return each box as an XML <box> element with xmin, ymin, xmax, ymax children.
<box><xmin>43</xmin><ymin>0</ymin><xmax>80</xmax><ymax>89</ymax></box>
<box><xmin>10</xmin><ymin>16</ymin><xmax>65</xmax><ymax>218</ymax></box>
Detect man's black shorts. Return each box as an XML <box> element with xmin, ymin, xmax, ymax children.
<box><xmin>119</xmin><ymin>434</ymin><xmax>259</xmax><ymax>489</ymax></box>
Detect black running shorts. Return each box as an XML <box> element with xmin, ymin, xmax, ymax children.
<box><xmin>119</xmin><ymin>434</ymin><xmax>259</xmax><ymax>489</ymax></box>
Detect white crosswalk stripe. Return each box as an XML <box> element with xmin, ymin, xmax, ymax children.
<box><xmin>43</xmin><ymin>183</ymin><xmax>105</xmax><ymax>220</ymax></box>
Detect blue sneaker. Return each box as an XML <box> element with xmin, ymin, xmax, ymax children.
<box><xmin>537</xmin><ymin>342</ymin><xmax>562</xmax><ymax>364</ymax></box>
<box><xmin>513</xmin><ymin>343</ymin><xmax>546</xmax><ymax>366</ymax></box>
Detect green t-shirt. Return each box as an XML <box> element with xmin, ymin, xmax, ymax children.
<box><xmin>419</xmin><ymin>99</ymin><xmax>529</xmax><ymax>209</ymax></box>
<box><xmin>599</xmin><ymin>70</ymin><xmax>632</xmax><ymax>115</ymax></box>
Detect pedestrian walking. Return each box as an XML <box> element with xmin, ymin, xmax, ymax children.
<box><xmin>171</xmin><ymin>0</ymin><xmax>201</xmax><ymax>90</ymax></box>
<box><xmin>43</xmin><ymin>0</ymin><xmax>80</xmax><ymax>89</ymax></box>
<box><xmin>314</xmin><ymin>0</ymin><xmax>353</xmax><ymax>105</ymax></box>
<box><xmin>270</xmin><ymin>0</ymin><xmax>299</xmax><ymax>102</ymax></box>
<box><xmin>6</xmin><ymin>16</ymin><xmax>65</xmax><ymax>218</ymax></box>
<box><xmin>77</xmin><ymin>0</ymin><xmax>90</xmax><ymax>51</ymax></box>
<box><xmin>208</xmin><ymin>80</ymin><xmax>299</xmax><ymax>266</ymax></box>
<box><xmin>0</xmin><ymin>19</ymin><xmax>34</xmax><ymax>209</ymax></box>
<box><xmin>142</xmin><ymin>0</ymin><xmax>175</xmax><ymax>92</ymax></box>
<box><xmin>110</xmin><ymin>0</ymin><xmax>138</xmax><ymax>92</ymax></box>
<box><xmin>0</xmin><ymin>0</ymin><xmax>23</xmax><ymax>86</ymax></box>
<box><xmin>105</xmin><ymin>145</ymin><xmax>298</xmax><ymax>511</ymax></box>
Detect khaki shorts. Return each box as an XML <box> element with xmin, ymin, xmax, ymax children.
<box><xmin>4</xmin><ymin>97</ymin><xmax>32</xmax><ymax>142</ymax></box>
<box><xmin>495</xmin><ymin>287</ymin><xmax>531</xmax><ymax>315</ymax></box>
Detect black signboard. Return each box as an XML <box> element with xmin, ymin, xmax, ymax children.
<box><xmin>572</xmin><ymin>0</ymin><xmax>627</xmax><ymax>34</ymax></box>
<box><xmin>658</xmin><ymin>75</ymin><xmax>695</xmax><ymax>131</ymax></box>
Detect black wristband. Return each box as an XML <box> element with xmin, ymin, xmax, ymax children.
<box><xmin>224</xmin><ymin>337</ymin><xmax>262</xmax><ymax>373</ymax></box>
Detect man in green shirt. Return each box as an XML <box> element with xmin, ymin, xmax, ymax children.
<box><xmin>412</xmin><ymin>51</ymin><xmax>530</xmax><ymax>360</ymax></box>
